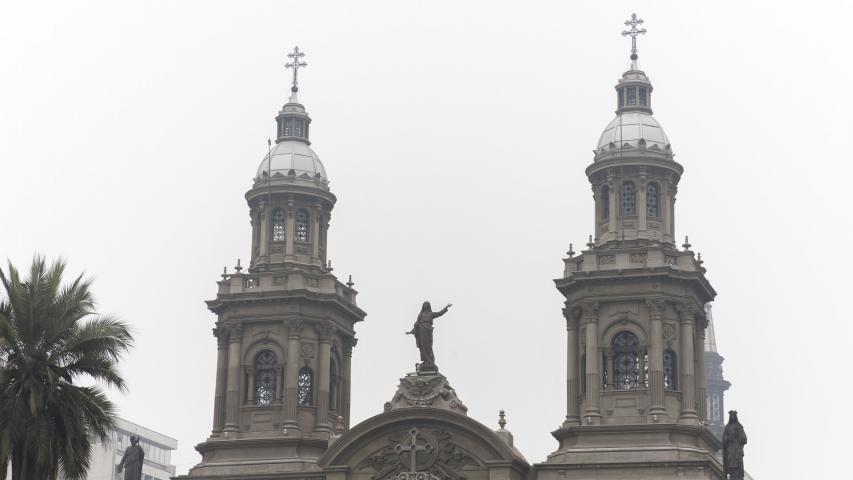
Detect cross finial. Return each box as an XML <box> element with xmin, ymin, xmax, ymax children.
<box><xmin>621</xmin><ymin>13</ymin><xmax>647</xmax><ymax>69</ymax></box>
<box><xmin>285</xmin><ymin>46</ymin><xmax>308</xmax><ymax>95</ymax></box>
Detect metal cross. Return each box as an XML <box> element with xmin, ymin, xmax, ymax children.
<box><xmin>394</xmin><ymin>428</ymin><xmax>434</xmax><ymax>473</ymax></box>
<box><xmin>285</xmin><ymin>46</ymin><xmax>308</xmax><ymax>91</ymax></box>
<box><xmin>621</xmin><ymin>13</ymin><xmax>647</xmax><ymax>57</ymax></box>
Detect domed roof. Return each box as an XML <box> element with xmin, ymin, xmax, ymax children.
<box><xmin>255</xmin><ymin>140</ymin><xmax>328</xmax><ymax>183</ymax></box>
<box><xmin>596</xmin><ymin>111</ymin><xmax>670</xmax><ymax>151</ymax></box>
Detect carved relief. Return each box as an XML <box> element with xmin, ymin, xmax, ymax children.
<box><xmin>305</xmin><ymin>278</ymin><xmax>320</xmax><ymax>288</ymax></box>
<box><xmin>357</xmin><ymin>428</ymin><xmax>479</xmax><ymax>480</ymax></box>
<box><xmin>630</xmin><ymin>253</ymin><xmax>647</xmax><ymax>264</ymax></box>
<box><xmin>665</xmin><ymin>255</ymin><xmax>678</xmax><ymax>265</ymax></box>
<box><xmin>663</xmin><ymin>323</ymin><xmax>677</xmax><ymax>340</ymax></box>
<box><xmin>598</xmin><ymin>255</ymin><xmax>615</xmax><ymax>265</ymax></box>
<box><xmin>273</xmin><ymin>276</ymin><xmax>287</xmax><ymax>286</ymax></box>
<box><xmin>300</xmin><ymin>342</ymin><xmax>315</xmax><ymax>359</ymax></box>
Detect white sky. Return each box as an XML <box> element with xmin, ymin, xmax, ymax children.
<box><xmin>1</xmin><ymin>1</ymin><xmax>850</xmax><ymax>478</ymax></box>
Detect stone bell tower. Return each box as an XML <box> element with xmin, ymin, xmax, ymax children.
<box><xmin>184</xmin><ymin>47</ymin><xmax>366</xmax><ymax>479</ymax></box>
<box><xmin>537</xmin><ymin>15</ymin><xmax>723</xmax><ymax>480</ymax></box>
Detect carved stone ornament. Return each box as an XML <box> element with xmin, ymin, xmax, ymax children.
<box><xmin>386</xmin><ymin>372</ymin><xmax>468</xmax><ymax>415</ymax></box>
<box><xmin>273</xmin><ymin>275</ymin><xmax>287</xmax><ymax>286</ymax></box>
<box><xmin>357</xmin><ymin>427</ymin><xmax>479</xmax><ymax>480</ymax></box>
<box><xmin>305</xmin><ymin>278</ymin><xmax>320</xmax><ymax>288</ymax></box>
<box><xmin>301</xmin><ymin>342</ymin><xmax>315</xmax><ymax>359</ymax></box>
<box><xmin>598</xmin><ymin>255</ymin><xmax>615</xmax><ymax>265</ymax></box>
<box><xmin>663</xmin><ymin>323</ymin><xmax>677</xmax><ymax>340</ymax></box>
<box><xmin>630</xmin><ymin>253</ymin><xmax>647</xmax><ymax>264</ymax></box>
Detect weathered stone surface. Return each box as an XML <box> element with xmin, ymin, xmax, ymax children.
<box><xmin>385</xmin><ymin>372</ymin><xmax>467</xmax><ymax>415</ymax></box>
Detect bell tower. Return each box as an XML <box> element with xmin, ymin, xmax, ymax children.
<box><xmin>538</xmin><ymin>15</ymin><xmax>724</xmax><ymax>479</ymax></box>
<box><xmin>184</xmin><ymin>47</ymin><xmax>366</xmax><ymax>479</ymax></box>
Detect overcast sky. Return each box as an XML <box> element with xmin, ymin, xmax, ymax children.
<box><xmin>1</xmin><ymin>1</ymin><xmax>850</xmax><ymax>478</ymax></box>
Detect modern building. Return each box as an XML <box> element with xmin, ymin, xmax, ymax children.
<box><xmin>87</xmin><ymin>417</ymin><xmax>177</xmax><ymax>480</ymax></box>
<box><xmin>181</xmin><ymin>15</ymin><xmax>743</xmax><ymax>480</ymax></box>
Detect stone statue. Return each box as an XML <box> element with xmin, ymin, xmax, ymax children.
<box><xmin>406</xmin><ymin>301</ymin><xmax>451</xmax><ymax>372</ymax></box>
<box><xmin>722</xmin><ymin>410</ymin><xmax>747</xmax><ymax>480</ymax></box>
<box><xmin>117</xmin><ymin>435</ymin><xmax>145</xmax><ymax>480</ymax></box>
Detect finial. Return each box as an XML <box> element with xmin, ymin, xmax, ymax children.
<box><xmin>285</xmin><ymin>46</ymin><xmax>307</xmax><ymax>101</ymax></box>
<box><xmin>587</xmin><ymin>235</ymin><xmax>595</xmax><ymax>249</ymax></box>
<box><xmin>498</xmin><ymin>410</ymin><xmax>506</xmax><ymax>430</ymax></box>
<box><xmin>234</xmin><ymin>259</ymin><xmax>243</xmax><ymax>273</ymax></box>
<box><xmin>621</xmin><ymin>13</ymin><xmax>647</xmax><ymax>70</ymax></box>
<box><xmin>346</xmin><ymin>275</ymin><xmax>354</xmax><ymax>288</ymax></box>
<box><xmin>697</xmin><ymin>252</ymin><xmax>704</xmax><ymax>266</ymax></box>
<box><xmin>327</xmin><ymin>260</ymin><xmax>333</xmax><ymax>271</ymax></box>
<box><xmin>682</xmin><ymin>236</ymin><xmax>691</xmax><ymax>251</ymax></box>
<box><xmin>567</xmin><ymin>243</ymin><xmax>575</xmax><ymax>258</ymax></box>
<box><xmin>221</xmin><ymin>266</ymin><xmax>228</xmax><ymax>279</ymax></box>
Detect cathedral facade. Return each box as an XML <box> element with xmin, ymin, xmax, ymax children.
<box><xmin>179</xmin><ymin>21</ymin><xmax>734</xmax><ymax>480</ymax></box>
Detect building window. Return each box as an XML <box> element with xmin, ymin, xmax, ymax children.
<box><xmin>621</xmin><ymin>181</ymin><xmax>636</xmax><ymax>215</ymax></box>
<box><xmin>612</xmin><ymin>331</ymin><xmax>640</xmax><ymax>389</ymax></box>
<box><xmin>601</xmin><ymin>185</ymin><xmax>610</xmax><ymax>220</ymax></box>
<box><xmin>639</xmin><ymin>88</ymin><xmax>647</xmax><ymax>106</ymax></box>
<box><xmin>297</xmin><ymin>367</ymin><xmax>313</xmax><ymax>406</ymax></box>
<box><xmin>618</xmin><ymin>89</ymin><xmax>624</xmax><ymax>108</ymax></box>
<box><xmin>626</xmin><ymin>87</ymin><xmax>637</xmax><ymax>105</ymax></box>
<box><xmin>283</xmin><ymin>118</ymin><xmax>293</xmax><ymax>136</ymax></box>
<box><xmin>647</xmin><ymin>182</ymin><xmax>659</xmax><ymax>217</ymax></box>
<box><xmin>663</xmin><ymin>349</ymin><xmax>677</xmax><ymax>390</ymax></box>
<box><xmin>294</xmin><ymin>119</ymin><xmax>305</xmax><ymax>137</ymax></box>
<box><xmin>711</xmin><ymin>393</ymin><xmax>721</xmax><ymax>421</ymax></box>
<box><xmin>272</xmin><ymin>209</ymin><xmax>286</xmax><ymax>241</ymax></box>
<box><xmin>295</xmin><ymin>209</ymin><xmax>309</xmax><ymax>242</ymax></box>
<box><xmin>254</xmin><ymin>351</ymin><xmax>277</xmax><ymax>406</ymax></box>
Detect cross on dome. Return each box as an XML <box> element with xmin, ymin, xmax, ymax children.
<box><xmin>285</xmin><ymin>46</ymin><xmax>308</xmax><ymax>94</ymax></box>
<box><xmin>621</xmin><ymin>13</ymin><xmax>647</xmax><ymax>69</ymax></box>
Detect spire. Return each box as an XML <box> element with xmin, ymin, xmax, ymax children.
<box><xmin>621</xmin><ymin>13</ymin><xmax>647</xmax><ymax>70</ymax></box>
<box><xmin>285</xmin><ymin>46</ymin><xmax>308</xmax><ymax>103</ymax></box>
<box><xmin>276</xmin><ymin>46</ymin><xmax>312</xmax><ymax>144</ymax></box>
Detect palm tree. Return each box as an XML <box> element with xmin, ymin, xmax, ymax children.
<box><xmin>0</xmin><ymin>256</ymin><xmax>134</xmax><ymax>480</ymax></box>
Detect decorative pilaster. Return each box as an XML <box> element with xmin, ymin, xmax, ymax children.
<box><xmin>646</xmin><ymin>299</ymin><xmax>666</xmax><ymax>418</ymax></box>
<box><xmin>678</xmin><ymin>303</ymin><xmax>698</xmax><ymax>424</ymax></box>
<box><xmin>285</xmin><ymin>197</ymin><xmax>295</xmax><ymax>259</ymax></box>
<box><xmin>581</xmin><ymin>302</ymin><xmax>601</xmax><ymax>423</ymax></box>
<box><xmin>223</xmin><ymin>324</ymin><xmax>243</xmax><ymax>434</ymax></box>
<box><xmin>314</xmin><ymin>323</ymin><xmax>334</xmax><ymax>433</ymax></box>
<box><xmin>259</xmin><ymin>202</ymin><xmax>270</xmax><ymax>259</ymax></box>
<box><xmin>563</xmin><ymin>305</ymin><xmax>581</xmax><ymax>426</ymax></box>
<box><xmin>342</xmin><ymin>337</ymin><xmax>355</xmax><ymax>429</ymax></box>
<box><xmin>696</xmin><ymin>317</ymin><xmax>707</xmax><ymax>422</ymax></box>
<box><xmin>311</xmin><ymin>204</ymin><xmax>321</xmax><ymax>260</ymax></box>
<box><xmin>283</xmin><ymin>320</ymin><xmax>303</xmax><ymax>433</ymax></box>
<box><xmin>607</xmin><ymin>175</ymin><xmax>617</xmax><ymax>236</ymax></box>
<box><xmin>211</xmin><ymin>325</ymin><xmax>229</xmax><ymax>436</ymax></box>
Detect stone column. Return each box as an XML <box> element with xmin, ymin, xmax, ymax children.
<box><xmin>696</xmin><ymin>319</ymin><xmax>707</xmax><ymax>422</ymax></box>
<box><xmin>607</xmin><ymin>178</ymin><xmax>617</xmax><ymax>238</ymax></box>
<box><xmin>678</xmin><ymin>304</ymin><xmax>698</xmax><ymax>424</ymax></box>
<box><xmin>311</xmin><ymin>206</ymin><xmax>321</xmax><ymax>260</ymax></box>
<box><xmin>259</xmin><ymin>203</ymin><xmax>270</xmax><ymax>259</ymax></box>
<box><xmin>646</xmin><ymin>299</ymin><xmax>666</xmax><ymax>419</ymax></box>
<box><xmin>223</xmin><ymin>325</ymin><xmax>243</xmax><ymax>433</ymax></box>
<box><xmin>638</xmin><ymin>172</ymin><xmax>648</xmax><ymax>235</ymax></box>
<box><xmin>564</xmin><ymin>305</ymin><xmax>581</xmax><ymax>426</ymax></box>
<box><xmin>638</xmin><ymin>347</ymin><xmax>647</xmax><ymax>387</ymax></box>
<box><xmin>603</xmin><ymin>351</ymin><xmax>614</xmax><ymax>389</ymax></box>
<box><xmin>314</xmin><ymin>324</ymin><xmax>334</xmax><ymax>433</ymax></box>
<box><xmin>582</xmin><ymin>302</ymin><xmax>601</xmax><ymax>423</ymax></box>
<box><xmin>342</xmin><ymin>337</ymin><xmax>354</xmax><ymax>429</ymax></box>
<box><xmin>274</xmin><ymin>366</ymin><xmax>282</xmax><ymax>403</ymax></box>
<box><xmin>285</xmin><ymin>198</ymin><xmax>295</xmax><ymax>259</ymax></box>
<box><xmin>211</xmin><ymin>326</ymin><xmax>229</xmax><ymax>436</ymax></box>
<box><xmin>245</xmin><ymin>366</ymin><xmax>255</xmax><ymax>405</ymax></box>
<box><xmin>282</xmin><ymin>320</ymin><xmax>302</xmax><ymax>434</ymax></box>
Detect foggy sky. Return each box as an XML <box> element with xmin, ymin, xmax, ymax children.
<box><xmin>1</xmin><ymin>1</ymin><xmax>849</xmax><ymax>478</ymax></box>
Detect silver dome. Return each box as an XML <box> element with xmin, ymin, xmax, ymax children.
<box><xmin>256</xmin><ymin>140</ymin><xmax>328</xmax><ymax>182</ymax></box>
<box><xmin>596</xmin><ymin>111</ymin><xmax>670</xmax><ymax>151</ymax></box>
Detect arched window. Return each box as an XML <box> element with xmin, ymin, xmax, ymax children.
<box><xmin>601</xmin><ymin>185</ymin><xmax>610</xmax><ymax>220</ymax></box>
<box><xmin>621</xmin><ymin>182</ymin><xmax>636</xmax><ymax>215</ymax></box>
<box><xmin>612</xmin><ymin>331</ymin><xmax>640</xmax><ymax>390</ymax></box>
<box><xmin>710</xmin><ymin>393</ymin><xmax>721</xmax><ymax>421</ymax></box>
<box><xmin>253</xmin><ymin>351</ymin><xmax>277</xmax><ymax>406</ymax></box>
<box><xmin>647</xmin><ymin>182</ymin><xmax>660</xmax><ymax>217</ymax></box>
<box><xmin>663</xmin><ymin>349</ymin><xmax>678</xmax><ymax>390</ymax></box>
<box><xmin>272</xmin><ymin>209</ymin><xmax>286</xmax><ymax>242</ymax></box>
<box><xmin>295</xmin><ymin>209</ymin><xmax>309</xmax><ymax>242</ymax></box>
<box><xmin>297</xmin><ymin>367</ymin><xmax>313</xmax><ymax>406</ymax></box>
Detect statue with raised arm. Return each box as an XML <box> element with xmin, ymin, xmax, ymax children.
<box><xmin>722</xmin><ymin>410</ymin><xmax>747</xmax><ymax>480</ymax></box>
<box><xmin>116</xmin><ymin>435</ymin><xmax>145</xmax><ymax>480</ymax></box>
<box><xmin>406</xmin><ymin>301</ymin><xmax>452</xmax><ymax>373</ymax></box>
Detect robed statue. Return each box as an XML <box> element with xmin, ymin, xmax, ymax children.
<box><xmin>722</xmin><ymin>410</ymin><xmax>747</xmax><ymax>480</ymax></box>
<box><xmin>117</xmin><ymin>435</ymin><xmax>145</xmax><ymax>480</ymax></box>
<box><xmin>406</xmin><ymin>301</ymin><xmax>451</xmax><ymax>372</ymax></box>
